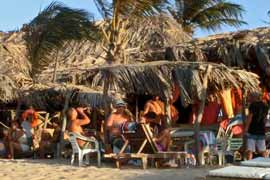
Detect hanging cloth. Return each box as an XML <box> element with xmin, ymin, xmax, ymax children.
<box><xmin>231</xmin><ymin>88</ymin><xmax>243</xmax><ymax>114</ymax></box>
<box><xmin>201</xmin><ymin>102</ymin><xmax>221</xmax><ymax>125</ymax></box>
<box><xmin>219</xmin><ymin>89</ymin><xmax>234</xmax><ymax>119</ymax></box>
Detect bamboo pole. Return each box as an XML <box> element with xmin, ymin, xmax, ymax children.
<box><xmin>194</xmin><ymin>65</ymin><xmax>212</xmax><ymax>166</ymax></box>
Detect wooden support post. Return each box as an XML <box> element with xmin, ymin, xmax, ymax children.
<box><xmin>194</xmin><ymin>65</ymin><xmax>212</xmax><ymax>166</ymax></box>
<box><xmin>135</xmin><ymin>96</ymin><xmax>139</xmax><ymax>122</ymax></box>
<box><xmin>242</xmin><ymin>91</ymin><xmax>248</xmax><ymax>151</ymax></box>
<box><xmin>92</xmin><ymin>108</ymin><xmax>97</xmax><ymax>131</ymax></box>
<box><xmin>103</xmin><ymin>72</ymin><xmax>111</xmax><ymax>145</ymax></box>
<box><xmin>58</xmin><ymin>91</ymin><xmax>72</xmax><ymax>158</ymax></box>
<box><xmin>165</xmin><ymin>98</ymin><xmax>171</xmax><ymax>128</ymax></box>
<box><xmin>15</xmin><ymin>96</ymin><xmax>22</xmax><ymax>120</ymax></box>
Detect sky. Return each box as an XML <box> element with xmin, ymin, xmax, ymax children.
<box><xmin>0</xmin><ymin>0</ymin><xmax>269</xmax><ymax>37</ymax></box>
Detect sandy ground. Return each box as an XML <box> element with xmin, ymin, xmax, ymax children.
<box><xmin>0</xmin><ymin>159</ymin><xmax>213</xmax><ymax>180</ymax></box>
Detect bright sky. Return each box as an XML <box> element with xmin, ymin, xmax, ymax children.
<box><xmin>0</xmin><ymin>0</ymin><xmax>269</xmax><ymax>37</ymax></box>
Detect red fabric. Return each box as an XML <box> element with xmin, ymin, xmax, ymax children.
<box><xmin>220</xmin><ymin>119</ymin><xmax>229</xmax><ymax>130</ymax></box>
<box><xmin>232</xmin><ymin>125</ymin><xmax>244</xmax><ymax>136</ymax></box>
<box><xmin>219</xmin><ymin>119</ymin><xmax>244</xmax><ymax>136</ymax></box>
<box><xmin>22</xmin><ymin>109</ymin><xmax>40</xmax><ymax>128</ymax></box>
<box><xmin>171</xmin><ymin>84</ymin><xmax>180</xmax><ymax>103</ymax></box>
<box><xmin>170</xmin><ymin>104</ymin><xmax>179</xmax><ymax>123</ymax></box>
<box><xmin>231</xmin><ymin>88</ymin><xmax>243</xmax><ymax>113</ymax></box>
<box><xmin>201</xmin><ymin>102</ymin><xmax>220</xmax><ymax>125</ymax></box>
<box><xmin>263</xmin><ymin>91</ymin><xmax>270</xmax><ymax>104</ymax></box>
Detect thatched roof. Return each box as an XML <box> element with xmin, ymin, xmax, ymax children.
<box><xmin>21</xmin><ymin>83</ymin><xmax>115</xmax><ymax>111</ymax></box>
<box><xmin>164</xmin><ymin>27</ymin><xmax>270</xmax><ymax>77</ymax></box>
<box><xmin>36</xmin><ymin>14</ymin><xmax>191</xmax><ymax>83</ymax></box>
<box><xmin>0</xmin><ymin>74</ymin><xmax>18</xmax><ymax>103</ymax></box>
<box><xmin>0</xmin><ymin>31</ymin><xmax>31</xmax><ymax>87</ymax></box>
<box><xmin>80</xmin><ymin>61</ymin><xmax>260</xmax><ymax>106</ymax></box>
<box><xmin>37</xmin><ymin>26</ymin><xmax>270</xmax><ymax>85</ymax></box>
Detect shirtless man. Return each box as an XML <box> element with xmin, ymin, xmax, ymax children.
<box><xmin>107</xmin><ymin>99</ymin><xmax>133</xmax><ymax>151</ymax></box>
<box><xmin>141</xmin><ymin>96</ymin><xmax>171</xmax><ymax>151</ymax></box>
<box><xmin>67</xmin><ymin>107</ymin><xmax>91</xmax><ymax>148</ymax></box>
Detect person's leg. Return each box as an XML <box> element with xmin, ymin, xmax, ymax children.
<box><xmin>256</xmin><ymin>139</ymin><xmax>267</xmax><ymax>158</ymax></box>
<box><xmin>156</xmin><ymin>129</ymin><xmax>171</xmax><ymax>151</ymax></box>
<box><xmin>246</xmin><ymin>138</ymin><xmax>256</xmax><ymax>160</ymax></box>
<box><xmin>9</xmin><ymin>141</ymin><xmax>22</xmax><ymax>159</ymax></box>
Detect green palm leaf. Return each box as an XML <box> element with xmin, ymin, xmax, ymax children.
<box><xmin>169</xmin><ymin>0</ymin><xmax>246</xmax><ymax>34</ymax></box>
<box><xmin>24</xmin><ymin>1</ymin><xmax>101</xmax><ymax>78</ymax></box>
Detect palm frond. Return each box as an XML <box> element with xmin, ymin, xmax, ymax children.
<box><xmin>24</xmin><ymin>1</ymin><xmax>101</xmax><ymax>78</ymax></box>
<box><xmin>170</xmin><ymin>0</ymin><xmax>246</xmax><ymax>35</ymax></box>
<box><xmin>93</xmin><ymin>0</ymin><xmax>112</xmax><ymax>19</ymax></box>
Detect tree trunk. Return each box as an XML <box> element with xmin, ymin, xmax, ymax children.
<box><xmin>194</xmin><ymin>65</ymin><xmax>212</xmax><ymax>166</ymax></box>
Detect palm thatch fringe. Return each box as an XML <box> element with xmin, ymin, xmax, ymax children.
<box><xmin>21</xmin><ymin>83</ymin><xmax>114</xmax><ymax>111</ymax></box>
<box><xmin>0</xmin><ymin>74</ymin><xmax>18</xmax><ymax>103</ymax></box>
<box><xmin>164</xmin><ymin>27</ymin><xmax>270</xmax><ymax>75</ymax></box>
<box><xmin>85</xmin><ymin>61</ymin><xmax>259</xmax><ymax>106</ymax></box>
<box><xmin>0</xmin><ymin>31</ymin><xmax>31</xmax><ymax>87</ymax></box>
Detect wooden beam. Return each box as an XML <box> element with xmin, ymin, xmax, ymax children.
<box><xmin>194</xmin><ymin>65</ymin><xmax>212</xmax><ymax>166</ymax></box>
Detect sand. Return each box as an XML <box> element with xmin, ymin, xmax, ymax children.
<box><xmin>0</xmin><ymin>159</ymin><xmax>212</xmax><ymax>180</ymax></box>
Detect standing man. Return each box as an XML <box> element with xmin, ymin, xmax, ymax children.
<box><xmin>245</xmin><ymin>92</ymin><xmax>269</xmax><ymax>160</ymax></box>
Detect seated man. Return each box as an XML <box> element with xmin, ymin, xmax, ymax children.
<box><xmin>140</xmin><ymin>96</ymin><xmax>171</xmax><ymax>152</ymax></box>
<box><xmin>67</xmin><ymin>107</ymin><xmax>92</xmax><ymax>149</ymax></box>
<box><xmin>6</xmin><ymin>121</ymin><xmax>30</xmax><ymax>159</ymax></box>
<box><xmin>107</xmin><ymin>99</ymin><xmax>134</xmax><ymax>152</ymax></box>
<box><xmin>22</xmin><ymin>106</ymin><xmax>42</xmax><ymax>128</ymax></box>
<box><xmin>21</xmin><ymin>117</ymin><xmax>33</xmax><ymax>147</ymax></box>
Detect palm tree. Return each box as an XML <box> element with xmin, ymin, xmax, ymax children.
<box><xmin>25</xmin><ymin>1</ymin><xmax>169</xmax><ymax>81</ymax></box>
<box><xmin>168</xmin><ymin>0</ymin><xmax>246</xmax><ymax>35</ymax></box>
<box><xmin>24</xmin><ymin>2</ymin><xmax>100</xmax><ymax>81</ymax></box>
<box><xmin>93</xmin><ymin>0</ymin><xmax>169</xmax><ymax>63</ymax></box>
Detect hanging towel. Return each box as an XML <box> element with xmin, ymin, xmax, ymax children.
<box><xmin>220</xmin><ymin>89</ymin><xmax>234</xmax><ymax>119</ymax></box>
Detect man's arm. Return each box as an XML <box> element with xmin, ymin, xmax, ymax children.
<box><xmin>76</xmin><ymin>108</ymin><xmax>90</xmax><ymax>126</ymax></box>
<box><xmin>142</xmin><ymin>102</ymin><xmax>152</xmax><ymax>115</ymax></box>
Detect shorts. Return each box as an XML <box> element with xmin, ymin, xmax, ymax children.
<box><xmin>20</xmin><ymin>144</ymin><xmax>30</xmax><ymax>152</ymax></box>
<box><xmin>156</xmin><ymin>142</ymin><xmax>166</xmax><ymax>152</ymax></box>
<box><xmin>247</xmin><ymin>134</ymin><xmax>266</xmax><ymax>152</ymax></box>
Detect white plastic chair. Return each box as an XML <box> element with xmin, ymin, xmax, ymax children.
<box><xmin>68</xmin><ymin>132</ymin><xmax>101</xmax><ymax>167</ymax></box>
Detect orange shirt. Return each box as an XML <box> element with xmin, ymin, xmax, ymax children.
<box><xmin>22</xmin><ymin>109</ymin><xmax>40</xmax><ymax>128</ymax></box>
